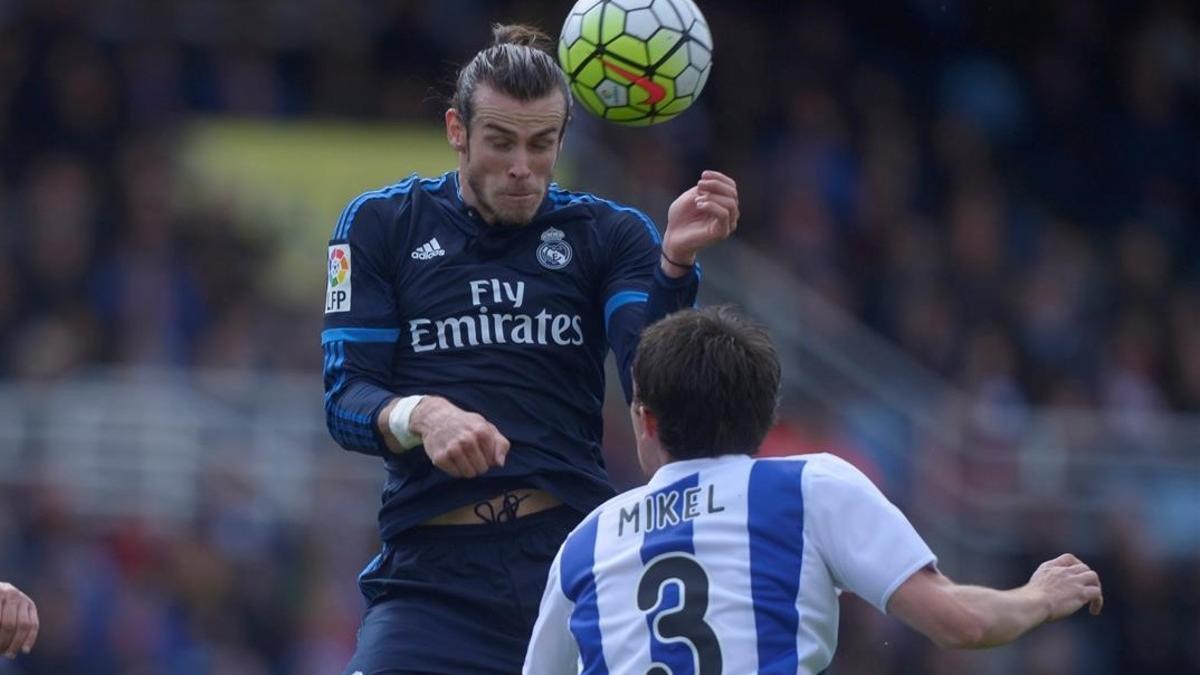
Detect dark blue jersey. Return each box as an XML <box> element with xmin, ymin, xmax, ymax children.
<box><xmin>322</xmin><ymin>171</ymin><xmax>699</xmax><ymax>541</ymax></box>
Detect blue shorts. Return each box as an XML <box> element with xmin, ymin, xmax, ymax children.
<box><xmin>343</xmin><ymin>505</ymin><xmax>583</xmax><ymax>675</ymax></box>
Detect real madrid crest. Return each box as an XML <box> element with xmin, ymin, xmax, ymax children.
<box><xmin>537</xmin><ymin>227</ymin><xmax>573</xmax><ymax>270</ymax></box>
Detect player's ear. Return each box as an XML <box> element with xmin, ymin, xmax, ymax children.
<box><xmin>639</xmin><ymin>405</ymin><xmax>659</xmax><ymax>439</ymax></box>
<box><xmin>446</xmin><ymin>109</ymin><xmax>467</xmax><ymax>153</ymax></box>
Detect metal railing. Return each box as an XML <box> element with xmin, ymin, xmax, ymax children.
<box><xmin>0</xmin><ymin>241</ymin><xmax>1197</xmax><ymax>565</ymax></box>
<box><xmin>0</xmin><ymin>369</ymin><xmax>380</xmax><ymax>529</ymax></box>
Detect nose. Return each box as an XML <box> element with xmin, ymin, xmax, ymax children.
<box><xmin>508</xmin><ymin>148</ymin><xmax>532</xmax><ymax>181</ymax></box>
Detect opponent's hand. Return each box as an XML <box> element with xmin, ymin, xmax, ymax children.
<box><xmin>0</xmin><ymin>582</ymin><xmax>38</xmax><ymax>658</ymax></box>
<box><xmin>662</xmin><ymin>170</ymin><xmax>739</xmax><ymax>270</ymax></box>
<box><xmin>410</xmin><ymin>396</ymin><xmax>511</xmax><ymax>478</ymax></box>
<box><xmin>1026</xmin><ymin>553</ymin><xmax>1104</xmax><ymax>621</ymax></box>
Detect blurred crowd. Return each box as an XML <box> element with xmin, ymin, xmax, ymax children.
<box><xmin>0</xmin><ymin>0</ymin><xmax>1196</xmax><ymax>673</ymax></box>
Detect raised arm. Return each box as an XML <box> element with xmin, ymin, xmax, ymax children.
<box><xmin>605</xmin><ymin>171</ymin><xmax>739</xmax><ymax>401</ymax></box>
<box><xmin>658</xmin><ymin>169</ymin><xmax>739</xmax><ymax>274</ymax></box>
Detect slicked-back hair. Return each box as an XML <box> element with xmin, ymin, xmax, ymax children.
<box><xmin>632</xmin><ymin>307</ymin><xmax>782</xmax><ymax>460</ymax></box>
<box><xmin>451</xmin><ymin>24</ymin><xmax>572</xmax><ymax>134</ymax></box>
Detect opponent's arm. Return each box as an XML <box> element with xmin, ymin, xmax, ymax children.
<box><xmin>0</xmin><ymin>582</ymin><xmax>38</xmax><ymax>659</ymax></box>
<box><xmin>808</xmin><ymin>458</ymin><xmax>1102</xmax><ymax>650</ymax></box>
<box><xmin>887</xmin><ymin>554</ymin><xmax>1103</xmax><ymax>649</ymax></box>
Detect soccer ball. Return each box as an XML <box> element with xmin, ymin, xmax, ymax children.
<box><xmin>558</xmin><ymin>0</ymin><xmax>713</xmax><ymax>126</ymax></box>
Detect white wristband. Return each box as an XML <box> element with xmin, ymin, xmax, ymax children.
<box><xmin>387</xmin><ymin>395</ymin><xmax>426</xmax><ymax>450</ymax></box>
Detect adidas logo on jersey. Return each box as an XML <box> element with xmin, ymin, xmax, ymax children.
<box><xmin>411</xmin><ymin>238</ymin><xmax>446</xmax><ymax>260</ymax></box>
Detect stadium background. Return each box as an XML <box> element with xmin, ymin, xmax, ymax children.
<box><xmin>0</xmin><ymin>0</ymin><xmax>1196</xmax><ymax>673</ymax></box>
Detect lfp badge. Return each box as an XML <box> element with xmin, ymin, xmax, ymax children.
<box><xmin>325</xmin><ymin>244</ymin><xmax>352</xmax><ymax>313</ymax></box>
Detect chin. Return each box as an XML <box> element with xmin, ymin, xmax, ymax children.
<box><xmin>496</xmin><ymin>208</ymin><xmax>538</xmax><ymax>227</ymax></box>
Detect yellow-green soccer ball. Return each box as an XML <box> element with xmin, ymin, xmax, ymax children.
<box><xmin>558</xmin><ymin>0</ymin><xmax>713</xmax><ymax>126</ymax></box>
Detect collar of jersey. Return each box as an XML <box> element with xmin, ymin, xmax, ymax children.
<box><xmin>647</xmin><ymin>454</ymin><xmax>753</xmax><ymax>489</ymax></box>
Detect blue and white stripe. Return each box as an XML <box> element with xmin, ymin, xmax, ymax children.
<box><xmin>536</xmin><ymin>454</ymin><xmax>936</xmax><ymax>675</ymax></box>
<box><xmin>748</xmin><ymin>459</ymin><xmax>808</xmax><ymax>673</ymax></box>
<box><xmin>562</xmin><ymin>455</ymin><xmax>811</xmax><ymax>674</ymax></box>
<box><xmin>561</xmin><ymin>515</ymin><xmax>610</xmax><ymax>674</ymax></box>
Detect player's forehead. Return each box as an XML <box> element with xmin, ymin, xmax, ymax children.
<box><xmin>470</xmin><ymin>84</ymin><xmax>565</xmax><ymax>136</ymax></box>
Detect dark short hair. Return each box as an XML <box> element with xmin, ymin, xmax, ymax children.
<box><xmin>632</xmin><ymin>307</ymin><xmax>781</xmax><ymax>459</ymax></box>
<box><xmin>451</xmin><ymin>24</ymin><xmax>572</xmax><ymax>133</ymax></box>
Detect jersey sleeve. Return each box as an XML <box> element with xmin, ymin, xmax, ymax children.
<box><xmin>602</xmin><ymin>210</ymin><xmax>700</xmax><ymax>402</ymax></box>
<box><xmin>321</xmin><ymin>197</ymin><xmax>403</xmax><ymax>456</ymax></box>
<box><xmin>806</xmin><ymin>455</ymin><xmax>937</xmax><ymax>614</ymax></box>
<box><xmin>523</xmin><ymin>547</ymin><xmax>580</xmax><ymax>675</ymax></box>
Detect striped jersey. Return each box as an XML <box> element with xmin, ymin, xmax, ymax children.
<box><xmin>524</xmin><ymin>453</ymin><xmax>937</xmax><ymax>675</ymax></box>
<box><xmin>321</xmin><ymin>171</ymin><xmax>699</xmax><ymax>540</ymax></box>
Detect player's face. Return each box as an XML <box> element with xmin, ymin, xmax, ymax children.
<box><xmin>448</xmin><ymin>84</ymin><xmax>566</xmax><ymax>226</ymax></box>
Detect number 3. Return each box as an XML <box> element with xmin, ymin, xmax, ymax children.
<box><xmin>637</xmin><ymin>554</ymin><xmax>723</xmax><ymax>675</ymax></box>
